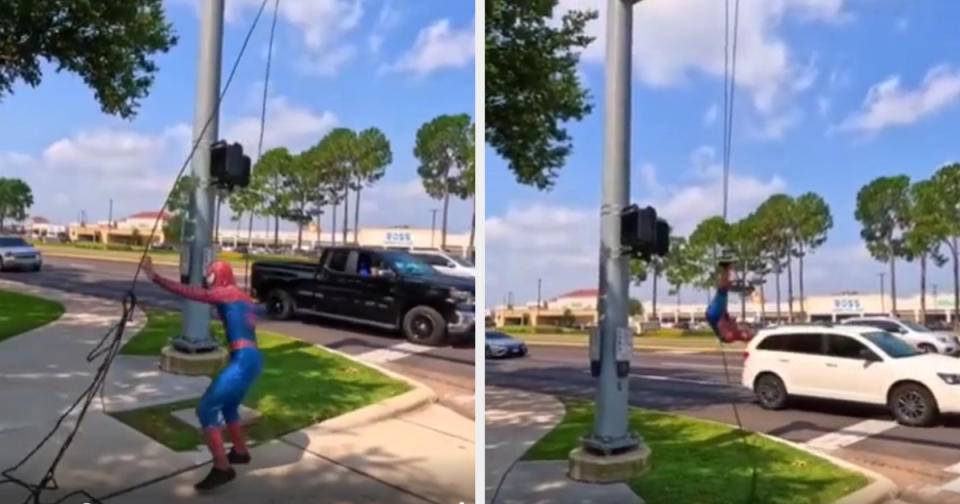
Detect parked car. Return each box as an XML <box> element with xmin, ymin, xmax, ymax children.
<box><xmin>743</xmin><ymin>324</ymin><xmax>960</xmax><ymax>426</ymax></box>
<box><xmin>485</xmin><ymin>331</ymin><xmax>528</xmax><ymax>358</ymax></box>
<box><xmin>407</xmin><ymin>249</ymin><xmax>475</xmax><ymax>278</ymax></box>
<box><xmin>840</xmin><ymin>316</ymin><xmax>958</xmax><ymax>354</ymax></box>
<box><xmin>0</xmin><ymin>236</ymin><xmax>42</xmax><ymax>271</ymax></box>
<box><xmin>250</xmin><ymin>246</ymin><xmax>475</xmax><ymax>346</ymax></box>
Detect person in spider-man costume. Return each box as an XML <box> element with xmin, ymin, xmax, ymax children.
<box><xmin>142</xmin><ymin>256</ymin><xmax>263</xmax><ymax>491</ymax></box>
<box><xmin>705</xmin><ymin>261</ymin><xmax>755</xmax><ymax>343</ymax></box>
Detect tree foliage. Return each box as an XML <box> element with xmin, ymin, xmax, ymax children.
<box><xmin>0</xmin><ymin>0</ymin><xmax>177</xmax><ymax>118</ymax></box>
<box><xmin>855</xmin><ymin>175</ymin><xmax>911</xmax><ymax>264</ymax></box>
<box><xmin>0</xmin><ymin>177</ymin><xmax>33</xmax><ymax>232</ymax></box>
<box><xmin>486</xmin><ymin>0</ymin><xmax>596</xmax><ymax>190</ymax></box>
<box><xmin>415</xmin><ymin>114</ymin><xmax>473</xmax><ymax>249</ymax></box>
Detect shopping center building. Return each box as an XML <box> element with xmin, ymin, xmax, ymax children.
<box><xmin>491</xmin><ymin>287</ymin><xmax>960</xmax><ymax>327</ymax></box>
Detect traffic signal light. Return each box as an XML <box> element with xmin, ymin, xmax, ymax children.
<box><xmin>210</xmin><ymin>140</ymin><xmax>251</xmax><ymax>190</ymax></box>
<box><xmin>620</xmin><ymin>204</ymin><xmax>671</xmax><ymax>259</ymax></box>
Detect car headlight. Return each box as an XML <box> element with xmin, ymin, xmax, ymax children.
<box><xmin>938</xmin><ymin>373</ymin><xmax>960</xmax><ymax>385</ymax></box>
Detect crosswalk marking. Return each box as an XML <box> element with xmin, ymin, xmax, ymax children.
<box><xmin>357</xmin><ymin>342</ymin><xmax>435</xmax><ymax>364</ymax></box>
<box><xmin>804</xmin><ymin>419</ymin><xmax>898</xmax><ymax>451</ymax></box>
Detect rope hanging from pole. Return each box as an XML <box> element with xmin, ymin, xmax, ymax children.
<box><xmin>0</xmin><ymin>2</ymin><xmax>275</xmax><ymax>502</ymax></box>
<box><xmin>718</xmin><ymin>0</ymin><xmax>758</xmax><ymax>503</ymax></box>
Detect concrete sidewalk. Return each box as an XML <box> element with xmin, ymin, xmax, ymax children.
<box><xmin>484</xmin><ymin>386</ymin><xmax>642</xmax><ymax>504</ymax></box>
<box><xmin>0</xmin><ymin>280</ymin><xmax>475</xmax><ymax>504</ymax></box>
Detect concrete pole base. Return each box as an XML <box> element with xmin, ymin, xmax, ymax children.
<box><xmin>568</xmin><ymin>444</ymin><xmax>652</xmax><ymax>483</ymax></box>
<box><xmin>160</xmin><ymin>345</ymin><xmax>227</xmax><ymax>376</ymax></box>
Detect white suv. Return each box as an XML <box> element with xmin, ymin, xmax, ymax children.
<box><xmin>840</xmin><ymin>316</ymin><xmax>958</xmax><ymax>354</ymax></box>
<box><xmin>742</xmin><ymin>325</ymin><xmax>960</xmax><ymax>426</ymax></box>
<box><xmin>408</xmin><ymin>249</ymin><xmax>475</xmax><ymax>278</ymax></box>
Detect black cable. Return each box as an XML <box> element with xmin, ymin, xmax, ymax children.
<box><xmin>244</xmin><ymin>0</ymin><xmax>281</xmax><ymax>292</ymax></box>
<box><xmin>0</xmin><ymin>2</ymin><xmax>271</xmax><ymax>502</ymax></box>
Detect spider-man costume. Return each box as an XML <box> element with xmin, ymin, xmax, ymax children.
<box><xmin>148</xmin><ymin>259</ymin><xmax>263</xmax><ymax>491</ymax></box>
<box><xmin>705</xmin><ymin>263</ymin><xmax>753</xmax><ymax>343</ymax></box>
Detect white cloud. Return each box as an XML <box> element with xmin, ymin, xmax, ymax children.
<box><xmin>223</xmin><ymin>96</ymin><xmax>338</xmax><ymax>154</ymax></box>
<box><xmin>298</xmin><ymin>45</ymin><xmax>358</xmax><ymax>76</ymax></box>
<box><xmin>169</xmin><ymin>0</ymin><xmax>364</xmax><ymax>74</ymax></box>
<box><xmin>833</xmin><ymin>64</ymin><xmax>960</xmax><ymax>134</ymax></box>
<box><xmin>703</xmin><ymin>103</ymin><xmax>719</xmax><ymax>126</ymax></box>
<box><xmin>487</xmin><ymin>146</ymin><xmax>786</xmax><ymax>304</ymax></box>
<box><xmin>357</xmin><ymin>178</ymin><xmax>472</xmax><ymax>232</ymax></box>
<box><xmin>382</xmin><ymin>18</ymin><xmax>475</xmax><ymax>76</ymax></box>
<box><xmin>4</xmin><ymin>96</ymin><xmax>337</xmax><ymax>223</ymax></box>
<box><xmin>554</xmin><ymin>0</ymin><xmax>849</xmax><ymax>138</ymax></box>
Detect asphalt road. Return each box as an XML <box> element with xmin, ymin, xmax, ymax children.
<box><xmin>487</xmin><ymin>344</ymin><xmax>960</xmax><ymax>495</ymax></box>
<box><xmin>1</xmin><ymin>256</ymin><xmax>475</xmax><ymax>410</ymax></box>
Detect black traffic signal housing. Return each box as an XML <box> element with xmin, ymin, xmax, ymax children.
<box><xmin>621</xmin><ymin>204</ymin><xmax>671</xmax><ymax>259</ymax></box>
<box><xmin>210</xmin><ymin>141</ymin><xmax>251</xmax><ymax>190</ymax></box>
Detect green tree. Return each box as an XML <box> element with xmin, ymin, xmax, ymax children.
<box><xmin>316</xmin><ymin>128</ymin><xmax>359</xmax><ymax>244</ymax></box>
<box><xmin>628</xmin><ymin>298</ymin><xmax>644</xmax><ymax>317</ymax></box>
<box><xmin>250</xmin><ymin>148</ymin><xmax>295</xmax><ymax>247</ymax></box>
<box><xmin>0</xmin><ymin>0</ymin><xmax>177</xmax><ymax>118</ymax></box>
<box><xmin>855</xmin><ymin>175</ymin><xmax>912</xmax><ymax>315</ymax></box>
<box><xmin>351</xmin><ymin>128</ymin><xmax>392</xmax><ymax>243</ymax></box>
<box><xmin>689</xmin><ymin>216</ymin><xmax>731</xmax><ymax>299</ymax></box>
<box><xmin>414</xmin><ymin>114</ymin><xmax>473</xmax><ymax>249</ymax></box>
<box><xmin>486</xmin><ymin>0</ymin><xmax>596</xmax><ymax>189</ymax></box>
<box><xmin>727</xmin><ymin>214</ymin><xmax>766</xmax><ymax>319</ymax></box>
<box><xmin>453</xmin><ymin>122</ymin><xmax>476</xmax><ymax>258</ymax></box>
<box><xmin>754</xmin><ymin>195</ymin><xmax>795</xmax><ymax>322</ymax></box>
<box><xmin>907</xmin><ymin>179</ymin><xmax>948</xmax><ymax>323</ymax></box>
<box><xmin>664</xmin><ymin>236</ymin><xmax>698</xmax><ymax>313</ymax></box>
<box><xmin>916</xmin><ymin>163</ymin><xmax>960</xmax><ymax>326</ymax></box>
<box><xmin>792</xmin><ymin>192</ymin><xmax>832</xmax><ymax>319</ymax></box>
<box><xmin>0</xmin><ymin>178</ymin><xmax>33</xmax><ymax>232</ymax></box>
<box><xmin>560</xmin><ymin>308</ymin><xmax>576</xmax><ymax>328</ymax></box>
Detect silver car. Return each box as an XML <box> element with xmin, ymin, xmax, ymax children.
<box><xmin>0</xmin><ymin>236</ymin><xmax>42</xmax><ymax>271</ymax></box>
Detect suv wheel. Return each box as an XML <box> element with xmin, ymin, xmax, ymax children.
<box><xmin>918</xmin><ymin>343</ymin><xmax>937</xmax><ymax>354</ymax></box>
<box><xmin>889</xmin><ymin>382</ymin><xmax>939</xmax><ymax>427</ymax></box>
<box><xmin>402</xmin><ymin>306</ymin><xmax>446</xmax><ymax>346</ymax></box>
<box><xmin>754</xmin><ymin>373</ymin><xmax>788</xmax><ymax>410</ymax></box>
<box><xmin>266</xmin><ymin>289</ymin><xmax>295</xmax><ymax>320</ymax></box>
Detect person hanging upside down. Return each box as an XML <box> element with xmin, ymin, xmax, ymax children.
<box><xmin>142</xmin><ymin>256</ymin><xmax>264</xmax><ymax>491</ymax></box>
<box><xmin>705</xmin><ymin>261</ymin><xmax>755</xmax><ymax>343</ymax></box>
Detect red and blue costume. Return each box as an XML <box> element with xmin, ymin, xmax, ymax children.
<box><xmin>148</xmin><ymin>259</ymin><xmax>263</xmax><ymax>490</ymax></box>
<box><xmin>705</xmin><ymin>263</ymin><xmax>754</xmax><ymax>344</ymax></box>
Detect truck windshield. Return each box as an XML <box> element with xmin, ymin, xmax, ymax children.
<box><xmin>0</xmin><ymin>237</ymin><xmax>29</xmax><ymax>247</ymax></box>
<box><xmin>381</xmin><ymin>251</ymin><xmax>436</xmax><ymax>276</ymax></box>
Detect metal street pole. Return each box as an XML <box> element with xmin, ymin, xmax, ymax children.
<box><xmin>108</xmin><ymin>199</ymin><xmax>113</xmax><ymax>228</ymax></box>
<box><xmin>583</xmin><ymin>0</ymin><xmax>640</xmax><ymax>456</ymax></box>
<box><xmin>176</xmin><ymin>0</ymin><xmax>224</xmax><ymax>352</ymax></box>
<box><xmin>430</xmin><ymin>209</ymin><xmax>438</xmax><ymax>248</ymax></box>
<box><xmin>879</xmin><ymin>273</ymin><xmax>886</xmax><ymax>314</ymax></box>
<box><xmin>536</xmin><ymin>278</ymin><xmax>542</xmax><ymax>327</ymax></box>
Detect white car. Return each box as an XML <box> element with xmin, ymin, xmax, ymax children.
<box><xmin>840</xmin><ymin>316</ymin><xmax>958</xmax><ymax>354</ymax></box>
<box><xmin>742</xmin><ymin>324</ymin><xmax>960</xmax><ymax>426</ymax></box>
<box><xmin>0</xmin><ymin>236</ymin><xmax>42</xmax><ymax>271</ymax></box>
<box><xmin>408</xmin><ymin>249</ymin><xmax>475</xmax><ymax>278</ymax></box>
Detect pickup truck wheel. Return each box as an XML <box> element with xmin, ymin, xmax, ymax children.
<box><xmin>402</xmin><ymin>306</ymin><xmax>446</xmax><ymax>346</ymax></box>
<box><xmin>266</xmin><ymin>289</ymin><xmax>295</xmax><ymax>320</ymax></box>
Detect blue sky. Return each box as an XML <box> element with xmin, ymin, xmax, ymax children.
<box><xmin>0</xmin><ymin>0</ymin><xmax>475</xmax><ymax>235</ymax></box>
<box><xmin>486</xmin><ymin>0</ymin><xmax>960</xmax><ymax>307</ymax></box>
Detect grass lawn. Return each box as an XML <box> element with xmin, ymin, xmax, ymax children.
<box><xmin>112</xmin><ymin>311</ymin><xmax>411</xmax><ymax>451</ymax></box>
<box><xmin>0</xmin><ymin>289</ymin><xmax>65</xmax><ymax>343</ymax></box>
<box><xmin>525</xmin><ymin>399</ymin><xmax>868</xmax><ymax>504</ymax></box>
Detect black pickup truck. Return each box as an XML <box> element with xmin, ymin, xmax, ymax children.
<box><xmin>250</xmin><ymin>246</ymin><xmax>475</xmax><ymax>346</ymax></box>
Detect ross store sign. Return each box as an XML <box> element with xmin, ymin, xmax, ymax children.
<box><xmin>834</xmin><ymin>298</ymin><xmax>861</xmax><ymax>313</ymax></box>
<box><xmin>384</xmin><ymin>231</ymin><xmax>413</xmax><ymax>245</ymax></box>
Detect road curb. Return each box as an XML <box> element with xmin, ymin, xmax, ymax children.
<box><xmin>439</xmin><ymin>394</ymin><xmax>475</xmax><ymax>421</ymax></box>
<box><xmin>755</xmin><ymin>433</ymin><xmax>900</xmax><ymax>504</ymax></box>
<box><xmin>311</xmin><ymin>344</ymin><xmax>441</xmax><ymax>430</ymax></box>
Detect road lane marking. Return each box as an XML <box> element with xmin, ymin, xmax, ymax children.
<box><xmin>356</xmin><ymin>342</ymin><xmax>435</xmax><ymax>364</ymax></box>
<box><xmin>803</xmin><ymin>419</ymin><xmax>898</xmax><ymax>452</ymax></box>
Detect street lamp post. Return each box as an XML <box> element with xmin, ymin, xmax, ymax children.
<box><xmin>536</xmin><ymin>278</ymin><xmax>542</xmax><ymax>328</ymax></box>
<box><xmin>879</xmin><ymin>273</ymin><xmax>886</xmax><ymax>314</ymax></box>
<box><xmin>570</xmin><ymin>0</ymin><xmax>650</xmax><ymax>484</ymax></box>
<box><xmin>430</xmin><ymin>209</ymin><xmax>438</xmax><ymax>248</ymax></box>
